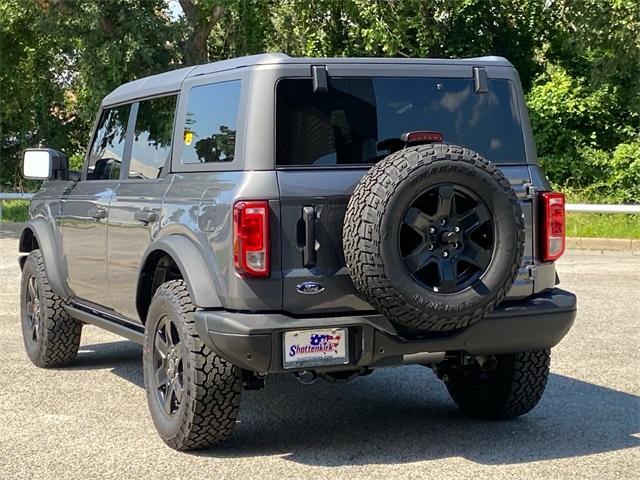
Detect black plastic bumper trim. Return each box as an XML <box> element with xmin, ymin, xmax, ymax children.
<box><xmin>194</xmin><ymin>288</ymin><xmax>576</xmax><ymax>373</ymax></box>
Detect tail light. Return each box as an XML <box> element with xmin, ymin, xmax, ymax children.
<box><xmin>233</xmin><ymin>201</ymin><xmax>270</xmax><ymax>278</ymax></box>
<box><xmin>540</xmin><ymin>192</ymin><xmax>565</xmax><ymax>262</ymax></box>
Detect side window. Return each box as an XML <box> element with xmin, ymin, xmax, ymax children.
<box><xmin>182</xmin><ymin>80</ymin><xmax>241</xmax><ymax>164</ymax></box>
<box><xmin>87</xmin><ymin>104</ymin><xmax>131</xmax><ymax>180</ymax></box>
<box><xmin>129</xmin><ymin>94</ymin><xmax>177</xmax><ymax>179</ymax></box>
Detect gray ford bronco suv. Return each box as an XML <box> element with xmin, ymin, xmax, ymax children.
<box><xmin>19</xmin><ymin>53</ymin><xmax>576</xmax><ymax>451</ymax></box>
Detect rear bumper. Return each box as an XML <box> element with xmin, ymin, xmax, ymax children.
<box><xmin>194</xmin><ymin>288</ymin><xmax>577</xmax><ymax>373</ymax></box>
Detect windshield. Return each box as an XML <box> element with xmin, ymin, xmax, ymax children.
<box><xmin>276</xmin><ymin>77</ymin><xmax>526</xmax><ymax>166</ymax></box>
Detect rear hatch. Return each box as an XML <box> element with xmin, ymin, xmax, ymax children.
<box><xmin>276</xmin><ymin>74</ymin><xmax>535</xmax><ymax>316</ymax></box>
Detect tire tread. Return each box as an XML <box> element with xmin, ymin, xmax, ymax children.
<box><xmin>22</xmin><ymin>250</ymin><xmax>82</xmax><ymax>368</ymax></box>
<box><xmin>343</xmin><ymin>144</ymin><xmax>524</xmax><ymax>331</ymax></box>
<box><xmin>447</xmin><ymin>349</ymin><xmax>551</xmax><ymax>419</ymax></box>
<box><xmin>146</xmin><ymin>280</ymin><xmax>242</xmax><ymax>451</ymax></box>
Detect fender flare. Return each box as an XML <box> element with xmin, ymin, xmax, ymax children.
<box><xmin>19</xmin><ymin>218</ymin><xmax>68</xmax><ymax>297</ymax></box>
<box><xmin>137</xmin><ymin>235</ymin><xmax>222</xmax><ymax>316</ymax></box>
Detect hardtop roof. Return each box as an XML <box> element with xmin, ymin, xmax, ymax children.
<box><xmin>101</xmin><ymin>53</ymin><xmax>513</xmax><ymax>107</ymax></box>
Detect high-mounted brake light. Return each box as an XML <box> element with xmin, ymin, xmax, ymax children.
<box><xmin>540</xmin><ymin>192</ymin><xmax>565</xmax><ymax>262</ymax></box>
<box><xmin>233</xmin><ymin>201</ymin><xmax>270</xmax><ymax>278</ymax></box>
<box><xmin>401</xmin><ymin>131</ymin><xmax>444</xmax><ymax>144</ymax></box>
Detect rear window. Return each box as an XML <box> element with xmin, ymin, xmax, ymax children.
<box><xmin>129</xmin><ymin>94</ymin><xmax>177</xmax><ymax>179</ymax></box>
<box><xmin>276</xmin><ymin>77</ymin><xmax>526</xmax><ymax>166</ymax></box>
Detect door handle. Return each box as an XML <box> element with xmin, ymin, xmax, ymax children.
<box><xmin>302</xmin><ymin>206</ymin><xmax>316</xmax><ymax>268</ymax></box>
<box><xmin>89</xmin><ymin>206</ymin><xmax>107</xmax><ymax>220</ymax></box>
<box><xmin>134</xmin><ymin>209</ymin><xmax>158</xmax><ymax>224</ymax></box>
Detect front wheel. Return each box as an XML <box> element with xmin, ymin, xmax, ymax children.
<box><xmin>20</xmin><ymin>250</ymin><xmax>82</xmax><ymax>368</ymax></box>
<box><xmin>444</xmin><ymin>350</ymin><xmax>551</xmax><ymax>419</ymax></box>
<box><xmin>143</xmin><ymin>280</ymin><xmax>242</xmax><ymax>451</ymax></box>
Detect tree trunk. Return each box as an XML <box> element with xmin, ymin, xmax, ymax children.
<box><xmin>179</xmin><ymin>0</ymin><xmax>225</xmax><ymax>66</ymax></box>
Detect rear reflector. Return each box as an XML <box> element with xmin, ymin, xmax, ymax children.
<box><xmin>233</xmin><ymin>201</ymin><xmax>270</xmax><ymax>278</ymax></box>
<box><xmin>540</xmin><ymin>192</ymin><xmax>565</xmax><ymax>262</ymax></box>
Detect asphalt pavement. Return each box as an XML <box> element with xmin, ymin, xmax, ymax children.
<box><xmin>0</xmin><ymin>236</ymin><xmax>638</xmax><ymax>480</ymax></box>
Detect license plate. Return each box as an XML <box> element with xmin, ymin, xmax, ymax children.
<box><xmin>283</xmin><ymin>328</ymin><xmax>348</xmax><ymax>369</ymax></box>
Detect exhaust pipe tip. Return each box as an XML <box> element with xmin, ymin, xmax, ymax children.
<box><xmin>294</xmin><ymin>370</ymin><xmax>317</xmax><ymax>384</ymax></box>
<box><xmin>475</xmin><ymin>355</ymin><xmax>498</xmax><ymax>372</ymax></box>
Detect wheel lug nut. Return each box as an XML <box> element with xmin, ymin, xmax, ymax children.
<box><xmin>440</xmin><ymin>218</ymin><xmax>447</xmax><ymax>225</ymax></box>
<box><xmin>427</xmin><ymin>244</ymin><xmax>434</xmax><ymax>251</ymax></box>
<box><xmin>429</xmin><ymin>227</ymin><xmax>436</xmax><ymax>234</ymax></box>
<box><xmin>443</xmin><ymin>251</ymin><xmax>449</xmax><ymax>258</ymax></box>
<box><xmin>454</xmin><ymin>226</ymin><xmax>460</xmax><ymax>232</ymax></box>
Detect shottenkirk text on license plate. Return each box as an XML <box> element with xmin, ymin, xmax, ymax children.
<box><xmin>282</xmin><ymin>328</ymin><xmax>348</xmax><ymax>369</ymax></box>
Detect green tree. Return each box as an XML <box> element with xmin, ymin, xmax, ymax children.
<box><xmin>1</xmin><ymin>0</ymin><xmax>638</xmax><ymax>203</ymax></box>
<box><xmin>266</xmin><ymin>0</ymin><xmax>546</xmax><ymax>88</ymax></box>
<box><xmin>179</xmin><ymin>0</ymin><xmax>226</xmax><ymax>65</ymax></box>
<box><xmin>0</xmin><ymin>0</ymin><xmax>180</xmax><ymax>189</ymax></box>
<box><xmin>0</xmin><ymin>0</ymin><xmax>71</xmax><ymax>189</ymax></box>
<box><xmin>527</xmin><ymin>0</ymin><xmax>640</xmax><ymax>201</ymax></box>
<box><xmin>545</xmin><ymin>0</ymin><xmax>640</xmax><ymax>113</ymax></box>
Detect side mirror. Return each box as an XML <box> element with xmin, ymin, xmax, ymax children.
<box><xmin>22</xmin><ymin>148</ymin><xmax>69</xmax><ymax>180</ymax></box>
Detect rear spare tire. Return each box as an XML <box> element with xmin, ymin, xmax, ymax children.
<box><xmin>343</xmin><ymin>144</ymin><xmax>523</xmax><ymax>331</ymax></box>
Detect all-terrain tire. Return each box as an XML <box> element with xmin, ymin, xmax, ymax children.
<box><xmin>343</xmin><ymin>143</ymin><xmax>524</xmax><ymax>331</ymax></box>
<box><xmin>446</xmin><ymin>350</ymin><xmax>551</xmax><ymax>419</ymax></box>
<box><xmin>143</xmin><ymin>280</ymin><xmax>242</xmax><ymax>451</ymax></box>
<box><xmin>20</xmin><ymin>250</ymin><xmax>82</xmax><ymax>368</ymax></box>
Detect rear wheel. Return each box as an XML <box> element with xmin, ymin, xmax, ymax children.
<box><xmin>20</xmin><ymin>250</ymin><xmax>82</xmax><ymax>367</ymax></box>
<box><xmin>143</xmin><ymin>280</ymin><xmax>242</xmax><ymax>451</ymax></box>
<box><xmin>444</xmin><ymin>350</ymin><xmax>551</xmax><ymax>419</ymax></box>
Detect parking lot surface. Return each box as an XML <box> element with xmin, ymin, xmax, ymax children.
<box><xmin>0</xmin><ymin>236</ymin><xmax>638</xmax><ymax>479</ymax></box>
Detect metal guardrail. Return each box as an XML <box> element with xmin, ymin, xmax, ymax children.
<box><xmin>0</xmin><ymin>193</ymin><xmax>34</xmax><ymax>221</ymax></box>
<box><xmin>565</xmin><ymin>203</ymin><xmax>640</xmax><ymax>214</ymax></box>
<box><xmin>0</xmin><ymin>192</ymin><xmax>638</xmax><ymax>221</ymax></box>
<box><xmin>0</xmin><ymin>193</ymin><xmax>34</xmax><ymax>201</ymax></box>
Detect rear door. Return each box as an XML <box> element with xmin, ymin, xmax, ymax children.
<box><xmin>276</xmin><ymin>67</ymin><xmax>534</xmax><ymax>316</ymax></box>
<box><xmin>107</xmin><ymin>94</ymin><xmax>177</xmax><ymax>321</ymax></box>
<box><xmin>278</xmin><ymin>168</ymin><xmax>374</xmax><ymax>315</ymax></box>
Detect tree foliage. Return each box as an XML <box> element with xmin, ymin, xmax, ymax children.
<box><xmin>1</xmin><ymin>0</ymin><xmax>638</xmax><ymax>201</ymax></box>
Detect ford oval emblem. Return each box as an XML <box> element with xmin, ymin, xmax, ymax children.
<box><xmin>296</xmin><ymin>281</ymin><xmax>325</xmax><ymax>295</ymax></box>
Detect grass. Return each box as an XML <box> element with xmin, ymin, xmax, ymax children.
<box><xmin>2</xmin><ymin>200</ymin><xmax>638</xmax><ymax>239</ymax></box>
<box><xmin>0</xmin><ymin>200</ymin><xmax>29</xmax><ymax>223</ymax></box>
<box><xmin>566</xmin><ymin>213</ymin><xmax>640</xmax><ymax>239</ymax></box>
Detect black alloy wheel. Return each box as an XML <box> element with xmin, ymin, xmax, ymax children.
<box><xmin>343</xmin><ymin>143</ymin><xmax>524</xmax><ymax>331</ymax></box>
<box><xmin>20</xmin><ymin>250</ymin><xmax>82</xmax><ymax>367</ymax></box>
<box><xmin>399</xmin><ymin>183</ymin><xmax>494</xmax><ymax>293</ymax></box>
<box><xmin>24</xmin><ymin>274</ymin><xmax>43</xmax><ymax>346</ymax></box>
<box><xmin>143</xmin><ymin>279</ymin><xmax>242</xmax><ymax>450</ymax></box>
<box><xmin>152</xmin><ymin>316</ymin><xmax>185</xmax><ymax>416</ymax></box>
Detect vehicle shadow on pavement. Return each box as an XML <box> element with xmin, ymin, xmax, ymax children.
<box><xmin>74</xmin><ymin>340</ymin><xmax>145</xmax><ymax>388</ymax></box>
<box><xmin>75</xmin><ymin>340</ymin><xmax>639</xmax><ymax>466</ymax></box>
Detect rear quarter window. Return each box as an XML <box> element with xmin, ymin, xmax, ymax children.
<box><xmin>276</xmin><ymin>77</ymin><xmax>526</xmax><ymax>167</ymax></box>
<box><xmin>181</xmin><ymin>80</ymin><xmax>241</xmax><ymax>164</ymax></box>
